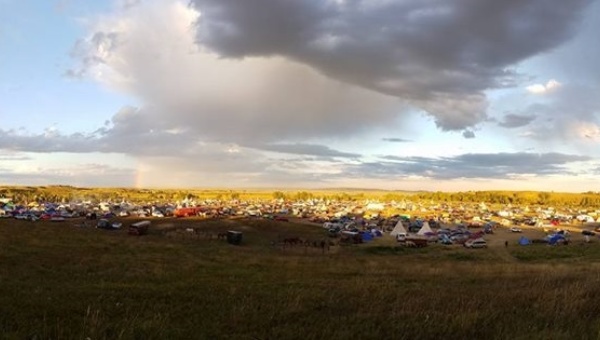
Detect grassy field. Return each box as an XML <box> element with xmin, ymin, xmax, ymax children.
<box><xmin>2</xmin><ymin>218</ymin><xmax>600</xmax><ymax>339</ymax></box>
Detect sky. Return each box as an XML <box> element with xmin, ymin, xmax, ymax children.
<box><xmin>1</xmin><ymin>0</ymin><xmax>600</xmax><ymax>192</ymax></box>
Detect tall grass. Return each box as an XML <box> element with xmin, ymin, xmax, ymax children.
<box><xmin>2</xmin><ymin>219</ymin><xmax>600</xmax><ymax>339</ymax></box>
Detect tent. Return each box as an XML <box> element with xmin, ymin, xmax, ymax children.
<box><xmin>361</xmin><ymin>232</ymin><xmax>374</xmax><ymax>242</ymax></box>
<box><xmin>438</xmin><ymin>234</ymin><xmax>453</xmax><ymax>245</ymax></box>
<box><xmin>390</xmin><ymin>221</ymin><xmax>407</xmax><ymax>237</ymax></box>
<box><xmin>518</xmin><ymin>236</ymin><xmax>530</xmax><ymax>246</ymax></box>
<box><xmin>371</xmin><ymin>229</ymin><xmax>383</xmax><ymax>237</ymax></box>
<box><xmin>417</xmin><ymin>221</ymin><xmax>434</xmax><ymax>236</ymax></box>
<box><xmin>547</xmin><ymin>234</ymin><xmax>567</xmax><ymax>245</ymax></box>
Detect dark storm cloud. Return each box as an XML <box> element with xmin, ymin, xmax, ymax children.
<box><xmin>192</xmin><ymin>0</ymin><xmax>592</xmax><ymax>130</ymax></box>
<box><xmin>498</xmin><ymin>113</ymin><xmax>537</xmax><ymax>128</ymax></box>
<box><xmin>346</xmin><ymin>152</ymin><xmax>592</xmax><ymax>179</ymax></box>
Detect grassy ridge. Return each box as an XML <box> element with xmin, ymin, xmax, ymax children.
<box><xmin>2</xmin><ymin>219</ymin><xmax>600</xmax><ymax>339</ymax></box>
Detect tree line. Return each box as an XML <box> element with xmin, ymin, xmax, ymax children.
<box><xmin>412</xmin><ymin>191</ymin><xmax>600</xmax><ymax>208</ymax></box>
<box><xmin>1</xmin><ymin>186</ymin><xmax>600</xmax><ymax>208</ymax></box>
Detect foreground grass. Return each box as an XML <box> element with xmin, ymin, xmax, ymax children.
<box><xmin>2</xmin><ymin>219</ymin><xmax>600</xmax><ymax>339</ymax></box>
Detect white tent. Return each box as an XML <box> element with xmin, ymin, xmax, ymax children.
<box><xmin>417</xmin><ymin>221</ymin><xmax>434</xmax><ymax>235</ymax></box>
<box><xmin>390</xmin><ymin>220</ymin><xmax>407</xmax><ymax>236</ymax></box>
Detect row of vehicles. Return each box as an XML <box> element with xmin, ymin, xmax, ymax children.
<box><xmin>95</xmin><ymin>219</ymin><xmax>150</xmax><ymax>236</ymax></box>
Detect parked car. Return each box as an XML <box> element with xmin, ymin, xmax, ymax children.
<box><xmin>96</xmin><ymin>219</ymin><xmax>122</xmax><ymax>230</ymax></box>
<box><xmin>395</xmin><ymin>233</ymin><xmax>407</xmax><ymax>242</ymax></box>
<box><xmin>464</xmin><ymin>238</ymin><xmax>487</xmax><ymax>248</ymax></box>
<box><xmin>129</xmin><ymin>220</ymin><xmax>150</xmax><ymax>236</ymax></box>
<box><xmin>510</xmin><ymin>227</ymin><xmax>522</xmax><ymax>233</ymax></box>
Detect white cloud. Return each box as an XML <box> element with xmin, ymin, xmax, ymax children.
<box><xmin>572</xmin><ymin>121</ymin><xmax>600</xmax><ymax>141</ymax></box>
<box><xmin>514</xmin><ymin>83</ymin><xmax>600</xmax><ymax>155</ymax></box>
<box><xmin>0</xmin><ymin>162</ymin><xmax>134</xmax><ymax>187</ymax></box>
<box><xmin>69</xmin><ymin>0</ymin><xmax>403</xmax><ymax>144</ymax></box>
<box><xmin>526</xmin><ymin>79</ymin><xmax>561</xmax><ymax>94</ymax></box>
<box><xmin>518</xmin><ymin>131</ymin><xmax>537</xmax><ymax>138</ymax></box>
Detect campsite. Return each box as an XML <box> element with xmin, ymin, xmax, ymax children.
<box><xmin>3</xmin><ymin>196</ymin><xmax>600</xmax><ymax>339</ymax></box>
<box><xmin>5</xmin><ymin>0</ymin><xmax>600</xmax><ymax>337</ymax></box>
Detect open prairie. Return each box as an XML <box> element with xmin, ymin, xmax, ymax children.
<box><xmin>2</xmin><ymin>217</ymin><xmax>600</xmax><ymax>339</ymax></box>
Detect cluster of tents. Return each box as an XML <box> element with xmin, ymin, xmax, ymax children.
<box><xmin>390</xmin><ymin>220</ymin><xmax>487</xmax><ymax>246</ymax></box>
<box><xmin>324</xmin><ymin>220</ymin><xmax>385</xmax><ymax>244</ymax></box>
<box><xmin>326</xmin><ymin>215</ymin><xmax>581</xmax><ymax>248</ymax></box>
<box><xmin>517</xmin><ymin>230</ymin><xmax>570</xmax><ymax>246</ymax></box>
<box><xmin>339</xmin><ymin>228</ymin><xmax>384</xmax><ymax>244</ymax></box>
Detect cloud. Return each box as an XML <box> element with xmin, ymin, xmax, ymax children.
<box><xmin>572</xmin><ymin>122</ymin><xmax>600</xmax><ymax>141</ymax></box>
<box><xmin>192</xmin><ymin>0</ymin><xmax>591</xmax><ymax>130</ymax></box>
<box><xmin>1</xmin><ymin>120</ymin><xmax>596</xmax><ymax>187</ymax></box>
<box><xmin>0</xmin><ymin>151</ymin><xmax>31</xmax><ymax>161</ymax></box>
<box><xmin>67</xmin><ymin>1</ymin><xmax>403</xmax><ymax>148</ymax></box>
<box><xmin>498</xmin><ymin>113</ymin><xmax>537</xmax><ymax>128</ymax></box>
<box><xmin>118</xmin><ymin>0</ymin><xmax>141</xmax><ymax>10</ymax></box>
<box><xmin>131</xmin><ymin>152</ymin><xmax>348</xmax><ymax>188</ymax></box>
<box><xmin>528</xmin><ymin>0</ymin><xmax>600</xmax><ymax>87</ymax></box>
<box><xmin>518</xmin><ymin>131</ymin><xmax>537</xmax><ymax>138</ymax></box>
<box><xmin>20</xmin><ymin>0</ymin><xmax>593</xmax><ymax>189</ymax></box>
<box><xmin>0</xmin><ymin>163</ymin><xmax>134</xmax><ymax>187</ymax></box>
<box><xmin>65</xmin><ymin>0</ymin><xmax>592</xmax><ymax>150</ymax></box>
<box><xmin>346</xmin><ymin>152</ymin><xmax>592</xmax><ymax>180</ymax></box>
<box><xmin>249</xmin><ymin>143</ymin><xmax>361</xmax><ymax>158</ymax></box>
<box><xmin>515</xmin><ymin>83</ymin><xmax>600</xmax><ymax>152</ymax></box>
<box><xmin>0</xmin><ymin>128</ymin><xmax>100</xmax><ymax>153</ymax></box>
<box><xmin>462</xmin><ymin>130</ymin><xmax>475</xmax><ymax>139</ymax></box>
<box><xmin>382</xmin><ymin>138</ymin><xmax>412</xmax><ymax>143</ymax></box>
<box><xmin>526</xmin><ymin>79</ymin><xmax>562</xmax><ymax>94</ymax></box>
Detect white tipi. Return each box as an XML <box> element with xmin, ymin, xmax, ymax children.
<box><xmin>390</xmin><ymin>220</ymin><xmax>407</xmax><ymax>237</ymax></box>
<box><xmin>417</xmin><ymin>221</ymin><xmax>434</xmax><ymax>236</ymax></box>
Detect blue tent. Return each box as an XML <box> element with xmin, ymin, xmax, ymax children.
<box><xmin>361</xmin><ymin>232</ymin><xmax>374</xmax><ymax>242</ymax></box>
<box><xmin>518</xmin><ymin>236</ymin><xmax>530</xmax><ymax>246</ymax></box>
<box><xmin>548</xmin><ymin>234</ymin><xmax>565</xmax><ymax>245</ymax></box>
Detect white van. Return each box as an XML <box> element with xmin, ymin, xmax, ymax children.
<box><xmin>464</xmin><ymin>238</ymin><xmax>487</xmax><ymax>248</ymax></box>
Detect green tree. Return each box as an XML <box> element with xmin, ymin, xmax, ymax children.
<box><xmin>537</xmin><ymin>192</ymin><xmax>551</xmax><ymax>205</ymax></box>
<box><xmin>273</xmin><ymin>191</ymin><xmax>286</xmax><ymax>200</ymax></box>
